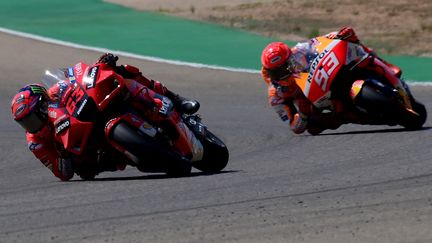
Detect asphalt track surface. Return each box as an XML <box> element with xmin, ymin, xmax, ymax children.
<box><xmin>1</xmin><ymin>32</ymin><xmax>432</xmax><ymax>243</ymax></box>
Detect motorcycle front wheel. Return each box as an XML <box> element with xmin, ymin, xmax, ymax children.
<box><xmin>193</xmin><ymin>130</ymin><xmax>229</xmax><ymax>173</ymax></box>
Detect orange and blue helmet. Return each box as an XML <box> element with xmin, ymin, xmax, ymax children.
<box><xmin>11</xmin><ymin>84</ymin><xmax>48</xmax><ymax>133</ymax></box>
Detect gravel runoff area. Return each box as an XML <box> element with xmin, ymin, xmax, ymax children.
<box><xmin>106</xmin><ymin>0</ymin><xmax>432</xmax><ymax>56</ymax></box>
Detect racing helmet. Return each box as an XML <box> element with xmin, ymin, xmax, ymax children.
<box><xmin>261</xmin><ymin>42</ymin><xmax>293</xmax><ymax>80</ymax></box>
<box><xmin>11</xmin><ymin>84</ymin><xmax>49</xmax><ymax>134</ymax></box>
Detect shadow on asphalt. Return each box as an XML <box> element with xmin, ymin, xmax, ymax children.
<box><xmin>72</xmin><ymin>170</ymin><xmax>240</xmax><ymax>182</ymax></box>
<box><xmin>311</xmin><ymin>126</ymin><xmax>432</xmax><ymax>136</ymax></box>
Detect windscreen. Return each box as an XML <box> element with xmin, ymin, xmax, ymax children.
<box><xmin>41</xmin><ymin>68</ymin><xmax>68</xmax><ymax>88</ymax></box>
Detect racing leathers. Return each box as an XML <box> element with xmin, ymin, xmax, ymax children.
<box><xmin>26</xmin><ymin>125</ymin><xmax>75</xmax><ymax>181</ymax></box>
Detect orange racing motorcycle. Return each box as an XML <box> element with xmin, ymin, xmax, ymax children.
<box><xmin>293</xmin><ymin>36</ymin><xmax>427</xmax><ymax>134</ymax></box>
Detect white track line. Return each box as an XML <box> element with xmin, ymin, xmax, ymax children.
<box><xmin>1</xmin><ymin>27</ymin><xmax>431</xmax><ymax>85</ymax></box>
<box><xmin>0</xmin><ymin>27</ymin><xmax>259</xmax><ymax>74</ymax></box>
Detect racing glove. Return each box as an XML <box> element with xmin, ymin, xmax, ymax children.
<box><xmin>97</xmin><ymin>53</ymin><xmax>118</xmax><ymax>67</ymax></box>
<box><xmin>336</xmin><ymin>26</ymin><xmax>359</xmax><ymax>43</ymax></box>
<box><xmin>327</xmin><ymin>26</ymin><xmax>359</xmax><ymax>43</ymax></box>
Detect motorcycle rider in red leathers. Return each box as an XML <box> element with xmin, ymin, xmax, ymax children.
<box><xmin>261</xmin><ymin>26</ymin><xmax>404</xmax><ymax>135</ymax></box>
<box><xmin>11</xmin><ymin>53</ymin><xmax>200</xmax><ymax>181</ymax></box>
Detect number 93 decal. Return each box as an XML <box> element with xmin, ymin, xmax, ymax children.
<box><xmin>314</xmin><ymin>51</ymin><xmax>340</xmax><ymax>92</ymax></box>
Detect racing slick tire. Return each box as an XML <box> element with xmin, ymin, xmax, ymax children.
<box><xmin>193</xmin><ymin>130</ymin><xmax>229</xmax><ymax>173</ymax></box>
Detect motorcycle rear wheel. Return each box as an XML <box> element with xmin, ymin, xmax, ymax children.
<box><xmin>357</xmin><ymin>83</ymin><xmax>426</xmax><ymax>130</ymax></box>
<box><xmin>399</xmin><ymin>100</ymin><xmax>427</xmax><ymax>130</ymax></box>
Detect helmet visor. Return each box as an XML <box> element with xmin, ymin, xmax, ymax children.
<box><xmin>287</xmin><ymin>50</ymin><xmax>318</xmax><ymax>74</ymax></box>
<box><xmin>16</xmin><ymin>111</ymin><xmax>45</xmax><ymax>134</ymax></box>
<box><xmin>267</xmin><ymin>62</ymin><xmax>292</xmax><ymax>81</ymax></box>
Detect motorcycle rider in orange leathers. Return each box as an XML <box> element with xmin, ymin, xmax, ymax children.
<box><xmin>11</xmin><ymin>53</ymin><xmax>200</xmax><ymax>181</ymax></box>
<box><xmin>261</xmin><ymin>26</ymin><xmax>403</xmax><ymax>135</ymax></box>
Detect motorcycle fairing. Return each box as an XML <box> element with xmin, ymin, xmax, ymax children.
<box><xmin>175</xmin><ymin>121</ymin><xmax>204</xmax><ymax>162</ymax></box>
<box><xmin>295</xmin><ymin>37</ymin><xmax>348</xmax><ymax>108</ymax></box>
<box><xmin>79</xmin><ymin>63</ymin><xmax>124</xmax><ymax>111</ymax></box>
<box><xmin>48</xmin><ymin>80</ymin><xmax>94</xmax><ymax>155</ymax></box>
<box><xmin>46</xmin><ymin>63</ymin><xmax>122</xmax><ymax>155</ymax></box>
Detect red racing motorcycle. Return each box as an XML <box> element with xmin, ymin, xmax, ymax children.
<box><xmin>43</xmin><ymin>63</ymin><xmax>229</xmax><ymax>179</ymax></box>
<box><xmin>293</xmin><ymin>36</ymin><xmax>427</xmax><ymax>134</ymax></box>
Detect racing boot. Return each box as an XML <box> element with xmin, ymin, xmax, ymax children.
<box><xmin>165</xmin><ymin>90</ymin><xmax>200</xmax><ymax>114</ymax></box>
